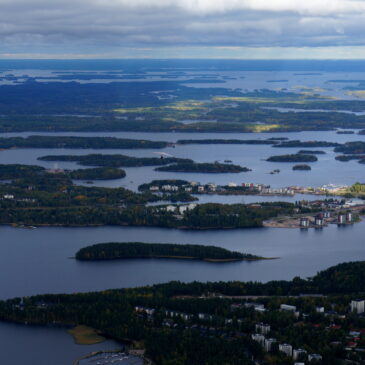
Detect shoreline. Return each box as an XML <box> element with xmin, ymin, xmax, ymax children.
<box><xmin>75</xmin><ymin>255</ymin><xmax>275</xmax><ymax>263</ymax></box>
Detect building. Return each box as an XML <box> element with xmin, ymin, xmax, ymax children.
<box><xmin>251</xmin><ymin>333</ymin><xmax>265</xmax><ymax>346</ymax></box>
<box><xmin>308</xmin><ymin>353</ymin><xmax>322</xmax><ymax>361</ymax></box>
<box><xmin>346</xmin><ymin>210</ymin><xmax>353</xmax><ymax>222</ymax></box>
<box><xmin>198</xmin><ymin>186</ymin><xmax>205</xmax><ymax>192</ymax></box>
<box><xmin>280</xmin><ymin>304</ymin><xmax>297</xmax><ymax>312</ymax></box>
<box><xmin>351</xmin><ymin>299</ymin><xmax>365</xmax><ymax>314</ymax></box>
<box><xmin>255</xmin><ymin>323</ymin><xmax>271</xmax><ymax>335</ymax></box>
<box><xmin>338</xmin><ymin>213</ymin><xmax>346</xmax><ymax>225</ymax></box>
<box><xmin>165</xmin><ymin>205</ymin><xmax>176</xmax><ymax>213</ymax></box>
<box><xmin>315</xmin><ymin>213</ymin><xmax>324</xmax><ymax>227</ymax></box>
<box><xmin>323</xmin><ymin>211</ymin><xmax>331</xmax><ymax>219</ymax></box>
<box><xmin>293</xmin><ymin>348</ymin><xmax>307</xmax><ymax>361</ymax></box>
<box><xmin>316</xmin><ymin>306</ymin><xmax>325</xmax><ymax>313</ymax></box>
<box><xmin>264</xmin><ymin>338</ymin><xmax>277</xmax><ymax>352</ymax></box>
<box><xmin>279</xmin><ymin>343</ymin><xmax>293</xmax><ymax>357</ymax></box>
<box><xmin>300</xmin><ymin>217</ymin><xmax>309</xmax><ymax>228</ymax></box>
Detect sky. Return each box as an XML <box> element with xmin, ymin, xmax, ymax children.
<box><xmin>2</xmin><ymin>0</ymin><xmax>365</xmax><ymax>59</ymax></box>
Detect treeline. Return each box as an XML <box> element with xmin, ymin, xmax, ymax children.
<box><xmin>38</xmin><ymin>154</ymin><xmax>193</xmax><ymax>167</ymax></box>
<box><xmin>267</xmin><ymin>154</ymin><xmax>318</xmax><ymax>163</ymax></box>
<box><xmin>1</xmin><ymin>261</ymin><xmax>365</xmax><ymax>364</ymax></box>
<box><xmin>75</xmin><ymin>242</ymin><xmax>259</xmax><ymax>262</ymax></box>
<box><xmin>0</xmin><ymin>164</ymin><xmax>126</xmax><ymax>181</ymax></box>
<box><xmin>335</xmin><ymin>141</ymin><xmax>365</xmax><ymax>154</ymax></box>
<box><xmin>69</xmin><ymin>167</ymin><xmax>126</xmax><ymax>180</ymax></box>
<box><xmin>0</xmin><ymin>164</ymin><xmax>44</xmax><ymax>179</ymax></box>
<box><xmin>155</xmin><ymin>162</ymin><xmax>250</xmax><ymax>173</ymax></box>
<box><xmin>273</xmin><ymin>140</ymin><xmax>340</xmax><ymax>148</ymax></box>
<box><xmin>177</xmin><ymin>139</ymin><xmax>278</xmax><ymax>145</ymax></box>
<box><xmin>0</xmin><ymin>136</ymin><xmax>169</xmax><ymax>149</ymax></box>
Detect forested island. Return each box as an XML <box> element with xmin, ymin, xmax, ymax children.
<box><xmin>155</xmin><ymin>162</ymin><xmax>250</xmax><ymax>173</ymax></box>
<box><xmin>2</xmin><ymin>261</ymin><xmax>365</xmax><ymax>364</ymax></box>
<box><xmin>75</xmin><ymin>242</ymin><xmax>262</xmax><ymax>262</ymax></box>
<box><xmin>335</xmin><ymin>155</ymin><xmax>365</xmax><ymax>162</ymax></box>
<box><xmin>267</xmin><ymin>154</ymin><xmax>318</xmax><ymax>163</ymax></box>
<box><xmin>273</xmin><ymin>140</ymin><xmax>340</xmax><ymax>148</ymax></box>
<box><xmin>0</xmin><ymin>136</ymin><xmax>169</xmax><ymax>149</ymax></box>
<box><xmin>292</xmin><ymin>164</ymin><xmax>311</xmax><ymax>171</ymax></box>
<box><xmin>38</xmin><ymin>154</ymin><xmax>193</xmax><ymax>167</ymax></box>
<box><xmin>177</xmin><ymin>139</ymin><xmax>278</xmax><ymax>145</ymax></box>
<box><xmin>297</xmin><ymin>150</ymin><xmax>326</xmax><ymax>155</ymax></box>
<box><xmin>334</xmin><ymin>141</ymin><xmax>365</xmax><ymax>154</ymax></box>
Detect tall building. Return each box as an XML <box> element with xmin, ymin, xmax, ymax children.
<box><xmin>293</xmin><ymin>348</ymin><xmax>307</xmax><ymax>361</ymax></box>
<box><xmin>308</xmin><ymin>353</ymin><xmax>323</xmax><ymax>361</ymax></box>
<box><xmin>255</xmin><ymin>322</ymin><xmax>271</xmax><ymax>335</ymax></box>
<box><xmin>264</xmin><ymin>338</ymin><xmax>277</xmax><ymax>352</ymax></box>
<box><xmin>351</xmin><ymin>299</ymin><xmax>365</xmax><ymax>314</ymax></box>
<box><xmin>279</xmin><ymin>343</ymin><xmax>293</xmax><ymax>357</ymax></box>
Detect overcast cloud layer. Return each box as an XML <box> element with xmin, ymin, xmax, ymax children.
<box><xmin>2</xmin><ymin>0</ymin><xmax>365</xmax><ymax>58</ymax></box>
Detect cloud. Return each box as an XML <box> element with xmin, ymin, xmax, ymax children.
<box><xmin>1</xmin><ymin>0</ymin><xmax>365</xmax><ymax>57</ymax></box>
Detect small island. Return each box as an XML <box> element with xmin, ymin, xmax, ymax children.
<box><xmin>177</xmin><ymin>139</ymin><xmax>278</xmax><ymax>145</ymax></box>
<box><xmin>297</xmin><ymin>150</ymin><xmax>326</xmax><ymax>155</ymax></box>
<box><xmin>75</xmin><ymin>242</ymin><xmax>264</xmax><ymax>262</ymax></box>
<box><xmin>335</xmin><ymin>155</ymin><xmax>365</xmax><ymax>162</ymax></box>
<box><xmin>273</xmin><ymin>140</ymin><xmax>340</xmax><ymax>148</ymax></box>
<box><xmin>337</xmin><ymin>130</ymin><xmax>355</xmax><ymax>134</ymax></box>
<box><xmin>267</xmin><ymin>154</ymin><xmax>318</xmax><ymax>163</ymax></box>
<box><xmin>334</xmin><ymin>141</ymin><xmax>365</xmax><ymax>154</ymax></box>
<box><xmin>155</xmin><ymin>162</ymin><xmax>250</xmax><ymax>173</ymax></box>
<box><xmin>292</xmin><ymin>164</ymin><xmax>311</xmax><ymax>171</ymax></box>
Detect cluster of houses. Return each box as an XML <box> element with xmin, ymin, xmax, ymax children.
<box><xmin>1</xmin><ymin>194</ymin><xmax>36</xmax><ymax>203</ymax></box>
<box><xmin>135</xmin><ymin>299</ymin><xmax>365</xmax><ymax>363</ymax></box>
<box><xmin>148</xmin><ymin>181</ymin><xmax>298</xmax><ymax>196</ymax></box>
<box><xmin>160</xmin><ymin>203</ymin><xmax>198</xmax><ymax>214</ymax></box>
<box><xmin>299</xmin><ymin>210</ymin><xmax>354</xmax><ymax>228</ymax></box>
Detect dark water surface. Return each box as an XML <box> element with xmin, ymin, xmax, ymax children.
<box><xmin>0</xmin><ymin>222</ymin><xmax>364</xmax><ymax>300</ymax></box>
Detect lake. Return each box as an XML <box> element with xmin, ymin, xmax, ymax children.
<box><xmin>0</xmin><ymin>130</ymin><xmax>364</xmax><ymax>191</ymax></box>
<box><xmin>1</xmin><ymin>222</ymin><xmax>365</xmax><ymax>300</ymax></box>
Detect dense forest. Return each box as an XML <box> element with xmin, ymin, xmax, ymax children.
<box><xmin>69</xmin><ymin>167</ymin><xmax>126</xmax><ymax>180</ymax></box>
<box><xmin>75</xmin><ymin>242</ymin><xmax>260</xmax><ymax>262</ymax></box>
<box><xmin>0</xmin><ymin>164</ymin><xmax>126</xmax><ymax>181</ymax></box>
<box><xmin>292</xmin><ymin>164</ymin><xmax>311</xmax><ymax>171</ymax></box>
<box><xmin>273</xmin><ymin>140</ymin><xmax>340</xmax><ymax>148</ymax></box>
<box><xmin>335</xmin><ymin>141</ymin><xmax>365</xmax><ymax>154</ymax></box>
<box><xmin>2</xmin><ymin>261</ymin><xmax>365</xmax><ymax>364</ymax></box>
<box><xmin>266</xmin><ymin>154</ymin><xmax>318</xmax><ymax>163</ymax></box>
<box><xmin>38</xmin><ymin>154</ymin><xmax>193</xmax><ymax>167</ymax></box>
<box><xmin>0</xmin><ymin>136</ymin><xmax>169</xmax><ymax>149</ymax></box>
<box><xmin>297</xmin><ymin>150</ymin><xmax>326</xmax><ymax>155</ymax></box>
<box><xmin>177</xmin><ymin>139</ymin><xmax>278</xmax><ymax>145</ymax></box>
<box><xmin>155</xmin><ymin>162</ymin><xmax>250</xmax><ymax>173</ymax></box>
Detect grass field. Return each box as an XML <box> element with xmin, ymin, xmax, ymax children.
<box><xmin>67</xmin><ymin>325</ymin><xmax>106</xmax><ymax>345</ymax></box>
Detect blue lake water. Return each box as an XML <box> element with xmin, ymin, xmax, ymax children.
<box><xmin>0</xmin><ymin>130</ymin><xmax>364</xmax><ymax>191</ymax></box>
<box><xmin>1</xmin><ymin>222</ymin><xmax>365</xmax><ymax>300</ymax></box>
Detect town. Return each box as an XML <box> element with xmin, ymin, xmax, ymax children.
<box><xmin>134</xmin><ymin>296</ymin><xmax>365</xmax><ymax>365</ymax></box>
